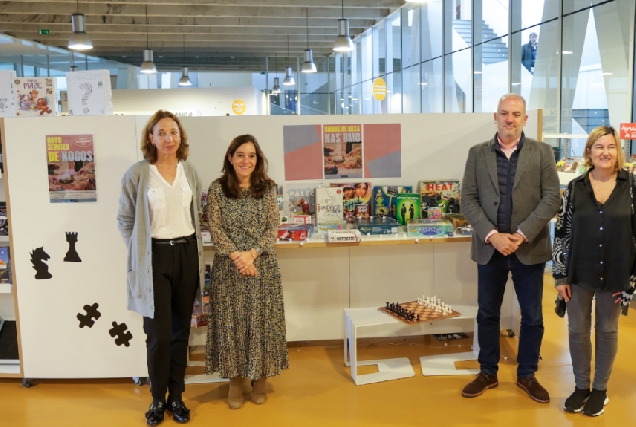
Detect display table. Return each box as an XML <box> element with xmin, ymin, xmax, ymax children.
<box><xmin>343</xmin><ymin>305</ymin><xmax>479</xmax><ymax>385</ymax></box>
<box><xmin>191</xmin><ymin>235</ymin><xmax>518</xmax><ymax>345</ymax></box>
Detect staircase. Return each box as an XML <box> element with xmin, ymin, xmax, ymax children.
<box><xmin>453</xmin><ymin>20</ymin><xmax>508</xmax><ymax>64</ymax></box>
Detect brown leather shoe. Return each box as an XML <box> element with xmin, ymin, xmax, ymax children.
<box><xmin>516</xmin><ymin>376</ymin><xmax>550</xmax><ymax>403</ymax></box>
<box><xmin>462</xmin><ymin>372</ymin><xmax>498</xmax><ymax>398</ymax></box>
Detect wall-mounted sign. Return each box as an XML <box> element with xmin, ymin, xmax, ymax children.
<box><xmin>232</xmin><ymin>99</ymin><xmax>246</xmax><ymax>115</ymax></box>
<box><xmin>620</xmin><ymin>123</ymin><xmax>636</xmax><ymax>140</ymax></box>
<box><xmin>372</xmin><ymin>77</ymin><xmax>387</xmax><ymax>101</ymax></box>
<box><xmin>46</xmin><ymin>134</ymin><xmax>97</xmax><ymax>203</ymax></box>
<box><xmin>38</xmin><ymin>29</ymin><xmax>50</xmax><ymax>35</ymax></box>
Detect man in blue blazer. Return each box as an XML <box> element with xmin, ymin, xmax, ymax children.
<box><xmin>460</xmin><ymin>94</ymin><xmax>560</xmax><ymax>402</ymax></box>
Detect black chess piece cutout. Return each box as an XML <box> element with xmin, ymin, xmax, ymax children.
<box><xmin>64</xmin><ymin>232</ymin><xmax>81</xmax><ymax>262</ymax></box>
<box><xmin>30</xmin><ymin>247</ymin><xmax>52</xmax><ymax>279</ymax></box>
<box><xmin>109</xmin><ymin>321</ymin><xmax>133</xmax><ymax>347</ymax></box>
<box><xmin>77</xmin><ymin>303</ymin><xmax>101</xmax><ymax>328</ymax></box>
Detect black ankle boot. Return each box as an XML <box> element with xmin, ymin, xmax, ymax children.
<box><xmin>145</xmin><ymin>399</ymin><xmax>165</xmax><ymax>426</ymax></box>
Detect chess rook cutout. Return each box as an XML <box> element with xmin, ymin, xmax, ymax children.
<box><xmin>379</xmin><ymin>296</ymin><xmax>461</xmax><ymax>325</ymax></box>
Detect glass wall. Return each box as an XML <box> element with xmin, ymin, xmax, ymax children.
<box><xmin>325</xmin><ymin>0</ymin><xmax>635</xmax><ymax>158</ymax></box>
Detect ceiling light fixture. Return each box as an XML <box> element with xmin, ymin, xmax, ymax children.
<box><xmin>283</xmin><ymin>35</ymin><xmax>295</xmax><ymax>86</ymax></box>
<box><xmin>301</xmin><ymin>8</ymin><xmax>317</xmax><ymax>73</ymax></box>
<box><xmin>140</xmin><ymin>5</ymin><xmax>156</xmax><ymax>74</ymax></box>
<box><xmin>333</xmin><ymin>0</ymin><xmax>354</xmax><ymax>52</ymax></box>
<box><xmin>178</xmin><ymin>34</ymin><xmax>192</xmax><ymax>86</ymax></box>
<box><xmin>68</xmin><ymin>0</ymin><xmax>92</xmax><ymax>50</ymax></box>
<box><xmin>272</xmin><ymin>52</ymin><xmax>281</xmax><ymax>94</ymax></box>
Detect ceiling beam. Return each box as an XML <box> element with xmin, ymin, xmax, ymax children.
<box><xmin>14</xmin><ymin>0</ymin><xmax>402</xmax><ymax>8</ymax></box>
<box><xmin>0</xmin><ymin>3</ymin><xmax>389</xmax><ymax>20</ymax></box>
<box><xmin>0</xmin><ymin>15</ymin><xmax>375</xmax><ymax>29</ymax></box>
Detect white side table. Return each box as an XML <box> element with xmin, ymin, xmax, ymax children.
<box><xmin>344</xmin><ymin>305</ymin><xmax>480</xmax><ymax>385</ymax></box>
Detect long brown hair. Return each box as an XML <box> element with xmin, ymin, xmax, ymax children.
<box><xmin>217</xmin><ymin>134</ymin><xmax>275</xmax><ymax>199</ymax></box>
<box><xmin>141</xmin><ymin>110</ymin><xmax>189</xmax><ymax>162</ymax></box>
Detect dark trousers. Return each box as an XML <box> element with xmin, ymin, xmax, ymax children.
<box><xmin>144</xmin><ymin>237</ymin><xmax>199</xmax><ymax>401</ymax></box>
<box><xmin>477</xmin><ymin>252</ymin><xmax>545</xmax><ymax>378</ymax></box>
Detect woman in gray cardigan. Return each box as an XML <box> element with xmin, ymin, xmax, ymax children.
<box><xmin>117</xmin><ymin>110</ymin><xmax>205</xmax><ymax>426</ymax></box>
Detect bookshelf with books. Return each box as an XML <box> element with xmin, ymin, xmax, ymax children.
<box><xmin>0</xmin><ymin>120</ymin><xmax>20</xmax><ymax>378</ymax></box>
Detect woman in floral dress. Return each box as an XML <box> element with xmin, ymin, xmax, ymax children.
<box><xmin>205</xmin><ymin>134</ymin><xmax>288</xmax><ymax>409</ymax></box>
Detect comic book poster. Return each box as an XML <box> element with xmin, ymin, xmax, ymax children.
<box><xmin>371</xmin><ymin>186</ymin><xmax>413</xmax><ymax>219</ymax></box>
<box><xmin>419</xmin><ymin>180</ymin><xmax>461</xmax><ymax>219</ymax></box>
<box><xmin>13</xmin><ymin>77</ymin><xmax>57</xmax><ymax>117</ymax></box>
<box><xmin>46</xmin><ymin>134</ymin><xmax>96</xmax><ymax>203</ymax></box>
<box><xmin>331</xmin><ymin>182</ymin><xmax>372</xmax><ymax>221</ymax></box>
<box><xmin>323</xmin><ymin>124</ymin><xmax>362</xmax><ymax>179</ymax></box>
<box><xmin>395</xmin><ymin>193</ymin><xmax>421</xmax><ymax>225</ymax></box>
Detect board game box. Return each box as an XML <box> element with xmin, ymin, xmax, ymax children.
<box><xmin>355</xmin><ymin>216</ymin><xmax>399</xmax><ymax>235</ymax></box>
<box><xmin>331</xmin><ymin>182</ymin><xmax>372</xmax><ymax>221</ymax></box>
<box><xmin>407</xmin><ymin>219</ymin><xmax>454</xmax><ymax>237</ymax></box>
<box><xmin>66</xmin><ymin>69</ymin><xmax>114</xmax><ymax>116</ymax></box>
<box><xmin>419</xmin><ymin>180</ymin><xmax>461</xmax><ymax>219</ymax></box>
<box><xmin>395</xmin><ymin>193</ymin><xmax>421</xmax><ymax>225</ymax></box>
<box><xmin>315</xmin><ymin>187</ymin><xmax>344</xmax><ymax>224</ymax></box>
<box><xmin>0</xmin><ymin>70</ymin><xmax>16</xmax><ymax>118</ymax></box>
<box><xmin>371</xmin><ymin>186</ymin><xmax>413</xmax><ymax>219</ymax></box>
<box><xmin>13</xmin><ymin>77</ymin><xmax>57</xmax><ymax>117</ymax></box>
<box><xmin>283</xmin><ymin>182</ymin><xmax>321</xmax><ymax>219</ymax></box>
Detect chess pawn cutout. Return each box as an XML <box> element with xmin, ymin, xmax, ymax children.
<box><xmin>64</xmin><ymin>232</ymin><xmax>82</xmax><ymax>262</ymax></box>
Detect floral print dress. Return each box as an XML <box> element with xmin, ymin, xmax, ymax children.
<box><xmin>204</xmin><ymin>181</ymin><xmax>289</xmax><ymax>380</ymax></box>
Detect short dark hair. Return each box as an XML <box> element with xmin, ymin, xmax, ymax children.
<box><xmin>141</xmin><ymin>110</ymin><xmax>189</xmax><ymax>162</ymax></box>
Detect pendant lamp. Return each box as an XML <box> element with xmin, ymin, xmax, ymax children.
<box><xmin>333</xmin><ymin>0</ymin><xmax>354</xmax><ymax>52</ymax></box>
<box><xmin>178</xmin><ymin>35</ymin><xmax>192</xmax><ymax>86</ymax></box>
<box><xmin>301</xmin><ymin>8</ymin><xmax>317</xmax><ymax>73</ymax></box>
<box><xmin>272</xmin><ymin>52</ymin><xmax>281</xmax><ymax>94</ymax></box>
<box><xmin>283</xmin><ymin>35</ymin><xmax>295</xmax><ymax>86</ymax></box>
<box><xmin>68</xmin><ymin>0</ymin><xmax>93</xmax><ymax>50</ymax></box>
<box><xmin>140</xmin><ymin>5</ymin><xmax>156</xmax><ymax>74</ymax></box>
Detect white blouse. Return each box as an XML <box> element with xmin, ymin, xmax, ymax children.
<box><xmin>147</xmin><ymin>162</ymin><xmax>195</xmax><ymax>239</ymax></box>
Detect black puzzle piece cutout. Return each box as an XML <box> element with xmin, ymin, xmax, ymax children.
<box><xmin>77</xmin><ymin>303</ymin><xmax>101</xmax><ymax>328</ymax></box>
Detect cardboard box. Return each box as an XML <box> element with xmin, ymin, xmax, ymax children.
<box><xmin>66</xmin><ymin>69</ymin><xmax>114</xmax><ymax>116</ymax></box>
<box><xmin>407</xmin><ymin>219</ymin><xmax>454</xmax><ymax>237</ymax></box>
<box><xmin>13</xmin><ymin>77</ymin><xmax>58</xmax><ymax>117</ymax></box>
<box><xmin>316</xmin><ymin>187</ymin><xmax>344</xmax><ymax>224</ymax></box>
<box><xmin>356</xmin><ymin>216</ymin><xmax>399</xmax><ymax>235</ymax></box>
<box><xmin>0</xmin><ymin>70</ymin><xmax>16</xmax><ymax>118</ymax></box>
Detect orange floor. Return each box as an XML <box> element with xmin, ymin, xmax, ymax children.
<box><xmin>2</xmin><ymin>277</ymin><xmax>636</xmax><ymax>427</ymax></box>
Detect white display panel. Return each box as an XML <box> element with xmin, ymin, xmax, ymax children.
<box><xmin>4</xmin><ymin>116</ymin><xmax>145</xmax><ymax>378</ymax></box>
<box><xmin>1</xmin><ymin>111</ymin><xmax>538</xmax><ymax>377</ymax></box>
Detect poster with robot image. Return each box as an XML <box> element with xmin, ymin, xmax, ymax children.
<box><xmin>13</xmin><ymin>77</ymin><xmax>58</xmax><ymax>117</ymax></box>
<box><xmin>66</xmin><ymin>70</ymin><xmax>113</xmax><ymax>116</ymax></box>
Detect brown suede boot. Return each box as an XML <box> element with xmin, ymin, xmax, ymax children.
<box><xmin>228</xmin><ymin>377</ymin><xmax>244</xmax><ymax>409</ymax></box>
<box><xmin>251</xmin><ymin>377</ymin><xmax>267</xmax><ymax>404</ymax></box>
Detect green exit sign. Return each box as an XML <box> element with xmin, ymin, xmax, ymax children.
<box><xmin>38</xmin><ymin>29</ymin><xmax>50</xmax><ymax>35</ymax></box>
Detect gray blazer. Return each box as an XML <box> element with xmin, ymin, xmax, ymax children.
<box><xmin>461</xmin><ymin>135</ymin><xmax>560</xmax><ymax>265</ymax></box>
<box><xmin>117</xmin><ymin>160</ymin><xmax>205</xmax><ymax>318</ymax></box>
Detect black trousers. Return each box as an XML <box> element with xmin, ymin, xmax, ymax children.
<box><xmin>144</xmin><ymin>236</ymin><xmax>199</xmax><ymax>401</ymax></box>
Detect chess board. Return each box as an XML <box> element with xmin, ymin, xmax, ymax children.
<box><xmin>379</xmin><ymin>301</ymin><xmax>461</xmax><ymax>325</ymax></box>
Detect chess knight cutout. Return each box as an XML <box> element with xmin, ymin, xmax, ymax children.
<box><xmin>77</xmin><ymin>303</ymin><xmax>101</xmax><ymax>328</ymax></box>
<box><xmin>64</xmin><ymin>232</ymin><xmax>82</xmax><ymax>262</ymax></box>
<box><xmin>30</xmin><ymin>247</ymin><xmax>52</xmax><ymax>279</ymax></box>
<box><xmin>109</xmin><ymin>322</ymin><xmax>133</xmax><ymax>347</ymax></box>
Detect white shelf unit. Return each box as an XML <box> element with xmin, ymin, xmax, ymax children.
<box><xmin>0</xmin><ymin>283</ymin><xmax>11</xmax><ymax>294</ymax></box>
